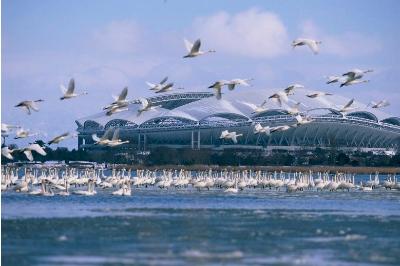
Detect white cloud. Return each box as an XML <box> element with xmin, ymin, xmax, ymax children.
<box><xmin>92</xmin><ymin>20</ymin><xmax>142</xmax><ymax>53</ymax></box>
<box><xmin>300</xmin><ymin>20</ymin><xmax>381</xmax><ymax>57</ymax></box>
<box><xmin>192</xmin><ymin>8</ymin><xmax>289</xmax><ymax>58</ymax></box>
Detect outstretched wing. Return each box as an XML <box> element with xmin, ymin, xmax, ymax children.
<box><xmin>344</xmin><ymin>98</ymin><xmax>354</xmax><ymax>109</ymax></box>
<box><xmin>60</xmin><ymin>84</ymin><xmax>67</xmax><ymax>94</ymax></box>
<box><xmin>67</xmin><ymin>78</ymin><xmax>75</xmax><ymax>94</ymax></box>
<box><xmin>112</xmin><ymin>128</ymin><xmax>120</xmax><ymax>141</ymax></box>
<box><xmin>29</xmin><ymin>144</ymin><xmax>47</xmax><ymax>156</ymax></box>
<box><xmin>146</xmin><ymin>82</ymin><xmax>156</xmax><ymax>89</ymax></box>
<box><xmin>29</xmin><ymin>102</ymin><xmax>40</xmax><ymax>112</ymax></box>
<box><xmin>191</xmin><ymin>39</ymin><xmax>201</xmax><ymax>53</ymax></box>
<box><xmin>228</xmin><ymin>83</ymin><xmax>235</xmax><ymax>91</ymax></box>
<box><xmin>139</xmin><ymin>98</ymin><xmax>149</xmax><ymax>109</ymax></box>
<box><xmin>231</xmin><ymin>135</ymin><xmax>238</xmax><ymax>144</ymax></box>
<box><xmin>101</xmin><ymin>128</ymin><xmax>113</xmax><ymax>140</ymax></box>
<box><xmin>118</xmin><ymin>87</ymin><xmax>128</xmax><ymax>101</ymax></box>
<box><xmin>92</xmin><ymin>134</ymin><xmax>101</xmax><ymax>142</ymax></box>
<box><xmin>214</xmin><ymin>87</ymin><xmax>222</xmax><ymax>100</ymax></box>
<box><xmin>157</xmin><ymin>82</ymin><xmax>173</xmax><ymax>93</ymax></box>
<box><xmin>159</xmin><ymin>76</ymin><xmax>168</xmax><ymax>85</ymax></box>
<box><xmin>24</xmin><ymin>150</ymin><xmax>34</xmax><ymax>161</ymax></box>
<box><xmin>306</xmin><ymin>41</ymin><xmax>319</xmax><ymax>54</ymax></box>
<box><xmin>184</xmin><ymin>38</ymin><xmax>193</xmax><ymax>52</ymax></box>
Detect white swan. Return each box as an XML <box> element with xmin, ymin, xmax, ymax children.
<box><xmin>103</xmin><ymin>87</ymin><xmax>129</xmax><ymax>111</ymax></box>
<box><xmin>342</xmin><ymin>69</ymin><xmax>373</xmax><ymax>81</ymax></box>
<box><xmin>220</xmin><ymin>130</ymin><xmax>243</xmax><ymax>144</ymax></box>
<box><xmin>137</xmin><ymin>98</ymin><xmax>160</xmax><ymax>116</ymax></box>
<box><xmin>154</xmin><ymin>82</ymin><xmax>174</xmax><ymax>93</ymax></box>
<box><xmin>270</xmin><ymin>125</ymin><xmax>291</xmax><ymax>133</ymax></box>
<box><xmin>294</xmin><ymin>115</ymin><xmax>314</xmax><ymax>126</ymax></box>
<box><xmin>268</xmin><ymin>91</ymin><xmax>289</xmax><ymax>106</ymax></box>
<box><xmin>336</xmin><ymin>98</ymin><xmax>357</xmax><ymax>114</ymax></box>
<box><xmin>106</xmin><ymin>105</ymin><xmax>129</xmax><ymax>116</ymax></box>
<box><xmin>285</xmin><ymin>102</ymin><xmax>302</xmax><ymax>115</ymax></box>
<box><xmin>14</xmin><ymin>99</ymin><xmax>44</xmax><ymax>115</ymax></box>
<box><xmin>254</xmin><ymin>123</ymin><xmax>271</xmax><ymax>135</ymax></box>
<box><xmin>368</xmin><ymin>100</ymin><xmax>390</xmax><ymax>109</ymax></box>
<box><xmin>325</xmin><ymin>75</ymin><xmax>344</xmax><ymax>84</ymax></box>
<box><xmin>292</xmin><ymin>38</ymin><xmax>321</xmax><ymax>54</ymax></box>
<box><xmin>240</xmin><ymin>101</ymin><xmax>268</xmax><ymax>114</ymax></box>
<box><xmin>1</xmin><ymin>123</ymin><xmax>21</xmax><ymax>134</ymax></box>
<box><xmin>60</xmin><ymin>78</ymin><xmax>88</xmax><ymax>100</ymax></box>
<box><xmin>107</xmin><ymin>129</ymin><xmax>130</xmax><ymax>147</ymax></box>
<box><xmin>22</xmin><ymin>144</ymin><xmax>47</xmax><ymax>161</ymax></box>
<box><xmin>48</xmin><ymin>132</ymin><xmax>71</xmax><ymax>145</ymax></box>
<box><xmin>92</xmin><ymin>128</ymin><xmax>113</xmax><ymax>146</ymax></box>
<box><xmin>284</xmin><ymin>84</ymin><xmax>304</xmax><ymax>95</ymax></box>
<box><xmin>2</xmin><ymin>146</ymin><xmax>15</xmax><ymax>160</ymax></box>
<box><xmin>146</xmin><ymin>77</ymin><xmax>168</xmax><ymax>91</ymax></box>
<box><xmin>340</xmin><ymin>79</ymin><xmax>369</xmax><ymax>87</ymax></box>
<box><xmin>306</xmin><ymin>92</ymin><xmax>333</xmax><ymax>98</ymax></box>
<box><xmin>227</xmin><ymin>78</ymin><xmax>253</xmax><ymax>91</ymax></box>
<box><xmin>14</xmin><ymin>128</ymin><xmax>38</xmax><ymax>139</ymax></box>
<box><xmin>208</xmin><ymin>80</ymin><xmax>229</xmax><ymax>100</ymax></box>
<box><xmin>183</xmin><ymin>38</ymin><xmax>215</xmax><ymax>58</ymax></box>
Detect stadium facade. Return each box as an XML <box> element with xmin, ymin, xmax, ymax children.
<box><xmin>76</xmin><ymin>88</ymin><xmax>400</xmax><ymax>153</ymax></box>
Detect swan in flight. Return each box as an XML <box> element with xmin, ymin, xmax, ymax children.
<box><xmin>368</xmin><ymin>100</ymin><xmax>390</xmax><ymax>109</ymax></box>
<box><xmin>15</xmin><ymin>99</ymin><xmax>44</xmax><ymax>115</ymax></box>
<box><xmin>106</xmin><ymin>105</ymin><xmax>128</xmax><ymax>116</ymax></box>
<box><xmin>240</xmin><ymin>101</ymin><xmax>268</xmax><ymax>114</ymax></box>
<box><xmin>336</xmin><ymin>98</ymin><xmax>357</xmax><ymax>114</ymax></box>
<box><xmin>284</xmin><ymin>84</ymin><xmax>304</xmax><ymax>95</ymax></box>
<box><xmin>107</xmin><ymin>129</ymin><xmax>130</xmax><ymax>147</ymax></box>
<box><xmin>294</xmin><ymin>115</ymin><xmax>314</xmax><ymax>126</ymax></box>
<box><xmin>325</xmin><ymin>75</ymin><xmax>345</xmax><ymax>84</ymax></box>
<box><xmin>306</xmin><ymin>92</ymin><xmax>333</xmax><ymax>98</ymax></box>
<box><xmin>254</xmin><ymin>123</ymin><xmax>271</xmax><ymax>135</ymax></box>
<box><xmin>220</xmin><ymin>130</ymin><xmax>243</xmax><ymax>144</ymax></box>
<box><xmin>285</xmin><ymin>102</ymin><xmax>302</xmax><ymax>115</ymax></box>
<box><xmin>137</xmin><ymin>98</ymin><xmax>160</xmax><ymax>116</ymax></box>
<box><xmin>2</xmin><ymin>146</ymin><xmax>15</xmax><ymax>160</ymax></box>
<box><xmin>14</xmin><ymin>128</ymin><xmax>38</xmax><ymax>139</ymax></box>
<box><xmin>183</xmin><ymin>38</ymin><xmax>215</xmax><ymax>58</ymax></box>
<box><xmin>269</xmin><ymin>91</ymin><xmax>289</xmax><ymax>107</ymax></box>
<box><xmin>227</xmin><ymin>78</ymin><xmax>253</xmax><ymax>91</ymax></box>
<box><xmin>270</xmin><ymin>125</ymin><xmax>291</xmax><ymax>133</ymax></box>
<box><xmin>92</xmin><ymin>128</ymin><xmax>113</xmax><ymax>146</ymax></box>
<box><xmin>48</xmin><ymin>132</ymin><xmax>71</xmax><ymax>145</ymax></box>
<box><xmin>154</xmin><ymin>82</ymin><xmax>174</xmax><ymax>93</ymax></box>
<box><xmin>146</xmin><ymin>77</ymin><xmax>168</xmax><ymax>91</ymax></box>
<box><xmin>340</xmin><ymin>79</ymin><xmax>369</xmax><ymax>87</ymax></box>
<box><xmin>103</xmin><ymin>87</ymin><xmax>129</xmax><ymax>111</ymax></box>
<box><xmin>22</xmin><ymin>144</ymin><xmax>47</xmax><ymax>161</ymax></box>
<box><xmin>1</xmin><ymin>123</ymin><xmax>21</xmax><ymax>135</ymax></box>
<box><xmin>60</xmin><ymin>78</ymin><xmax>88</xmax><ymax>100</ymax></box>
<box><xmin>342</xmin><ymin>69</ymin><xmax>373</xmax><ymax>81</ymax></box>
<box><xmin>208</xmin><ymin>80</ymin><xmax>229</xmax><ymax>100</ymax></box>
<box><xmin>292</xmin><ymin>38</ymin><xmax>321</xmax><ymax>54</ymax></box>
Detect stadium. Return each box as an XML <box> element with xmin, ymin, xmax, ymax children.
<box><xmin>76</xmin><ymin>88</ymin><xmax>400</xmax><ymax>153</ymax></box>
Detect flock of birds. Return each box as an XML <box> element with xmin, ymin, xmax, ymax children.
<box><xmin>1</xmin><ymin>35</ymin><xmax>392</xmax><ymax>161</ymax></box>
<box><xmin>2</xmin><ymin>166</ymin><xmax>399</xmax><ymax>196</ymax></box>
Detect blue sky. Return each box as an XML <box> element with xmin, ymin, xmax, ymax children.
<box><xmin>2</xmin><ymin>0</ymin><xmax>400</xmax><ymax>148</ymax></box>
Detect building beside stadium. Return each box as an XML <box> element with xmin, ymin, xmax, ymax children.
<box><xmin>76</xmin><ymin>88</ymin><xmax>400</xmax><ymax>153</ymax></box>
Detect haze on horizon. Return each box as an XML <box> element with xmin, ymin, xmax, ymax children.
<box><xmin>2</xmin><ymin>0</ymin><xmax>400</xmax><ymax>148</ymax></box>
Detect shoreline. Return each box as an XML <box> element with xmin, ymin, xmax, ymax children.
<box><xmin>111</xmin><ymin>164</ymin><xmax>400</xmax><ymax>174</ymax></box>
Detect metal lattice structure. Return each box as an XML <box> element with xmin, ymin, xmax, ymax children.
<box><xmin>76</xmin><ymin>89</ymin><xmax>400</xmax><ymax>151</ymax></box>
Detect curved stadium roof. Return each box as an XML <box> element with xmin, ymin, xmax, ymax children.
<box><xmin>77</xmin><ymin>88</ymin><xmax>400</xmax><ymax>128</ymax></box>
